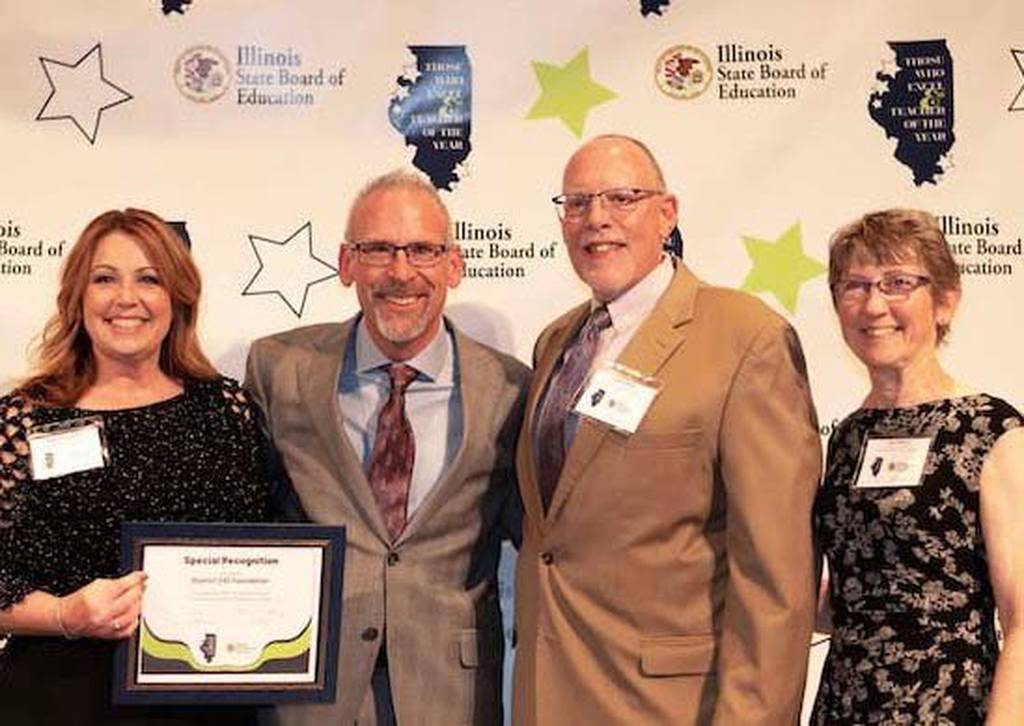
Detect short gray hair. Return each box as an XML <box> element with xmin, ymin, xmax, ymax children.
<box><xmin>344</xmin><ymin>170</ymin><xmax>451</xmax><ymax>242</ymax></box>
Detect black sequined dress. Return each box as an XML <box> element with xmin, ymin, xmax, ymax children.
<box><xmin>0</xmin><ymin>377</ymin><xmax>271</xmax><ymax>725</ymax></box>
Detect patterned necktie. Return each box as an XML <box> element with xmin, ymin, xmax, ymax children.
<box><xmin>367</xmin><ymin>363</ymin><xmax>418</xmax><ymax>541</ymax></box>
<box><xmin>535</xmin><ymin>305</ymin><xmax>612</xmax><ymax>511</ymax></box>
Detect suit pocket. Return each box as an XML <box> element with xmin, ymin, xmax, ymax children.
<box><xmin>457</xmin><ymin>629</ymin><xmax>501</xmax><ymax>668</ymax></box>
<box><xmin>623</xmin><ymin>427</ymin><xmax>702</xmax><ymax>450</ymax></box>
<box><xmin>639</xmin><ymin>634</ymin><xmax>715</xmax><ymax>676</ymax></box>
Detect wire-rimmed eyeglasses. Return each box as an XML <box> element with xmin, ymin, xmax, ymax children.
<box><xmin>551</xmin><ymin>188</ymin><xmax>663</xmax><ymax>221</ymax></box>
<box><xmin>348</xmin><ymin>241</ymin><xmax>450</xmax><ymax>267</ymax></box>
<box><xmin>831</xmin><ymin>273</ymin><xmax>931</xmax><ymax>303</ymax></box>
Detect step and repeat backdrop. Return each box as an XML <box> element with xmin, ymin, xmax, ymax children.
<box><xmin>3</xmin><ymin>0</ymin><xmax>1022</xmax><ymax>721</ymax></box>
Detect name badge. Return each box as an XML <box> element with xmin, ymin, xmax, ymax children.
<box><xmin>27</xmin><ymin>417</ymin><xmax>108</xmax><ymax>481</ymax></box>
<box><xmin>853</xmin><ymin>435</ymin><xmax>932</xmax><ymax>489</ymax></box>
<box><xmin>573</xmin><ymin>364</ymin><xmax>661</xmax><ymax>434</ymax></box>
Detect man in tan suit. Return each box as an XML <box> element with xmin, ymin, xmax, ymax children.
<box><xmin>246</xmin><ymin>171</ymin><xmax>528</xmax><ymax>725</ymax></box>
<box><xmin>513</xmin><ymin>136</ymin><xmax>821</xmax><ymax>725</ymax></box>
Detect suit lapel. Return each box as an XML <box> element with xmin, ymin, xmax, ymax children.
<box><xmin>546</xmin><ymin>264</ymin><xmax>700</xmax><ymax>522</ymax></box>
<box><xmin>298</xmin><ymin>320</ymin><xmax>390</xmax><ymax>541</ymax></box>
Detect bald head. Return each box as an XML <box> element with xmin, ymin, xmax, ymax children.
<box><xmin>563</xmin><ymin>135</ymin><xmax>667</xmax><ymax>193</ymax></box>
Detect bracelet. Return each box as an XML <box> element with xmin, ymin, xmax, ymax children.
<box><xmin>53</xmin><ymin>597</ymin><xmax>79</xmax><ymax>640</ymax></box>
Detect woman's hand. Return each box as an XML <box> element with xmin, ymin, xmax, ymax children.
<box><xmin>57</xmin><ymin>571</ymin><xmax>147</xmax><ymax>640</ymax></box>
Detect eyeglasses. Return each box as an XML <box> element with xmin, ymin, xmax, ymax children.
<box><xmin>832</xmin><ymin>273</ymin><xmax>931</xmax><ymax>302</ymax></box>
<box><xmin>348</xmin><ymin>241</ymin><xmax>450</xmax><ymax>268</ymax></box>
<box><xmin>551</xmin><ymin>188</ymin><xmax>662</xmax><ymax>220</ymax></box>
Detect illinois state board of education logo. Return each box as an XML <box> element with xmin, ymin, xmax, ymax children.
<box><xmin>174</xmin><ymin>46</ymin><xmax>231</xmax><ymax>102</ymax></box>
<box><xmin>655</xmin><ymin>45</ymin><xmax>712</xmax><ymax>99</ymax></box>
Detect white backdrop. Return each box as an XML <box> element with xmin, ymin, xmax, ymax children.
<box><xmin>3</xmin><ymin>1</ymin><xmax>1023</xmax><ymax>721</ymax></box>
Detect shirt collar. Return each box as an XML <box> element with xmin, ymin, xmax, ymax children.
<box><xmin>353</xmin><ymin>316</ymin><xmax>453</xmax><ymax>383</ymax></box>
<box><xmin>598</xmin><ymin>255</ymin><xmax>675</xmax><ymax>332</ymax></box>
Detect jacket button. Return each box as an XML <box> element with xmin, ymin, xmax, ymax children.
<box><xmin>387</xmin><ymin>552</ymin><xmax>399</xmax><ymax>566</ymax></box>
<box><xmin>361</xmin><ymin>627</ymin><xmax>379</xmax><ymax>641</ymax></box>
<box><xmin>540</xmin><ymin>552</ymin><xmax>554</xmax><ymax>565</ymax></box>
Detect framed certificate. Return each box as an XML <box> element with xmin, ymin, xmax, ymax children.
<box><xmin>113</xmin><ymin>522</ymin><xmax>345</xmax><ymax>704</ymax></box>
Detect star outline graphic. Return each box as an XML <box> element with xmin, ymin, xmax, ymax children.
<box><xmin>36</xmin><ymin>42</ymin><xmax>133</xmax><ymax>144</ymax></box>
<box><xmin>1009</xmin><ymin>49</ymin><xmax>1024</xmax><ymax>112</ymax></box>
<box><xmin>242</xmin><ymin>221</ymin><xmax>338</xmax><ymax>318</ymax></box>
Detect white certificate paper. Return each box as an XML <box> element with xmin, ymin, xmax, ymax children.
<box><xmin>137</xmin><ymin>544</ymin><xmax>324</xmax><ymax>685</ymax></box>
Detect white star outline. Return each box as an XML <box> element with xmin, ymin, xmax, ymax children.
<box><xmin>242</xmin><ymin>221</ymin><xmax>338</xmax><ymax>318</ymax></box>
<box><xmin>1010</xmin><ymin>49</ymin><xmax>1024</xmax><ymax>112</ymax></box>
<box><xmin>36</xmin><ymin>43</ymin><xmax>132</xmax><ymax>144</ymax></box>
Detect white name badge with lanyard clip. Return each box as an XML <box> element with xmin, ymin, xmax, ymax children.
<box><xmin>27</xmin><ymin>416</ymin><xmax>109</xmax><ymax>480</ymax></box>
<box><xmin>573</xmin><ymin>363</ymin><xmax>662</xmax><ymax>434</ymax></box>
<box><xmin>853</xmin><ymin>434</ymin><xmax>933</xmax><ymax>489</ymax></box>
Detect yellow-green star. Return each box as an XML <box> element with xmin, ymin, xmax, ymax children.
<box><xmin>526</xmin><ymin>48</ymin><xmax>616</xmax><ymax>137</ymax></box>
<box><xmin>740</xmin><ymin>222</ymin><xmax>826</xmax><ymax>313</ymax></box>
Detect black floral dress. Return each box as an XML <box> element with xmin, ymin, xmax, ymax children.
<box><xmin>812</xmin><ymin>394</ymin><xmax>1021</xmax><ymax>725</ymax></box>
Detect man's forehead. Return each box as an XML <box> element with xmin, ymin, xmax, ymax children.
<box><xmin>563</xmin><ymin>139</ymin><xmax>662</xmax><ymax>188</ymax></box>
<box><xmin>356</xmin><ymin>186</ymin><xmax>436</xmax><ymax>214</ymax></box>
<box><xmin>351</xmin><ymin>187</ymin><xmax>447</xmax><ymax>231</ymax></box>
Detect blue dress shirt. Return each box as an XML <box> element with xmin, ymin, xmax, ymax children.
<box><xmin>338</xmin><ymin>317</ymin><xmax>463</xmax><ymax>520</ymax></box>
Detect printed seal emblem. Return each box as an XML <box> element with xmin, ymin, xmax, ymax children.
<box><xmin>655</xmin><ymin>45</ymin><xmax>713</xmax><ymax>99</ymax></box>
<box><xmin>174</xmin><ymin>45</ymin><xmax>231</xmax><ymax>103</ymax></box>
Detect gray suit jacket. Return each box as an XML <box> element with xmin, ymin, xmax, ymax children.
<box><xmin>245</xmin><ymin>318</ymin><xmax>529</xmax><ymax>726</ymax></box>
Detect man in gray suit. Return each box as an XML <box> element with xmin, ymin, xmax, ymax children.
<box><xmin>246</xmin><ymin>171</ymin><xmax>529</xmax><ymax>725</ymax></box>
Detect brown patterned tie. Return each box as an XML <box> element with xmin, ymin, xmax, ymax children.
<box><xmin>535</xmin><ymin>305</ymin><xmax>612</xmax><ymax>511</ymax></box>
<box><xmin>367</xmin><ymin>363</ymin><xmax>418</xmax><ymax>541</ymax></box>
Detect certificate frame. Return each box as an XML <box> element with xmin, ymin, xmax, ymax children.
<box><xmin>113</xmin><ymin>522</ymin><xmax>345</xmax><ymax>705</ymax></box>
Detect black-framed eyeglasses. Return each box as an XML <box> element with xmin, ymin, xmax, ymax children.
<box><xmin>551</xmin><ymin>188</ymin><xmax>663</xmax><ymax>220</ymax></box>
<box><xmin>348</xmin><ymin>241</ymin><xmax>450</xmax><ymax>268</ymax></box>
<box><xmin>831</xmin><ymin>273</ymin><xmax>931</xmax><ymax>302</ymax></box>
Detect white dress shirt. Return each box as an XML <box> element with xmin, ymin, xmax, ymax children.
<box><xmin>592</xmin><ymin>254</ymin><xmax>675</xmax><ymax>372</ymax></box>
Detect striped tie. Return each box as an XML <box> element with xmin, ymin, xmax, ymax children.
<box><xmin>534</xmin><ymin>305</ymin><xmax>612</xmax><ymax>511</ymax></box>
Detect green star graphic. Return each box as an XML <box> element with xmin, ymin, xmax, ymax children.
<box><xmin>526</xmin><ymin>48</ymin><xmax>617</xmax><ymax>137</ymax></box>
<box><xmin>740</xmin><ymin>222</ymin><xmax>826</xmax><ymax>313</ymax></box>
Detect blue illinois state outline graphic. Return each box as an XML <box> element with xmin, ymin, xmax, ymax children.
<box><xmin>389</xmin><ymin>46</ymin><xmax>472</xmax><ymax>191</ymax></box>
<box><xmin>640</xmin><ymin>0</ymin><xmax>672</xmax><ymax>16</ymax></box>
<box><xmin>869</xmin><ymin>40</ymin><xmax>954</xmax><ymax>186</ymax></box>
<box><xmin>162</xmin><ymin>0</ymin><xmax>192</xmax><ymax>14</ymax></box>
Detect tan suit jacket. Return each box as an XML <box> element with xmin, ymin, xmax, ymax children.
<box><xmin>245</xmin><ymin>318</ymin><xmax>529</xmax><ymax>726</ymax></box>
<box><xmin>513</xmin><ymin>264</ymin><xmax>821</xmax><ymax>725</ymax></box>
